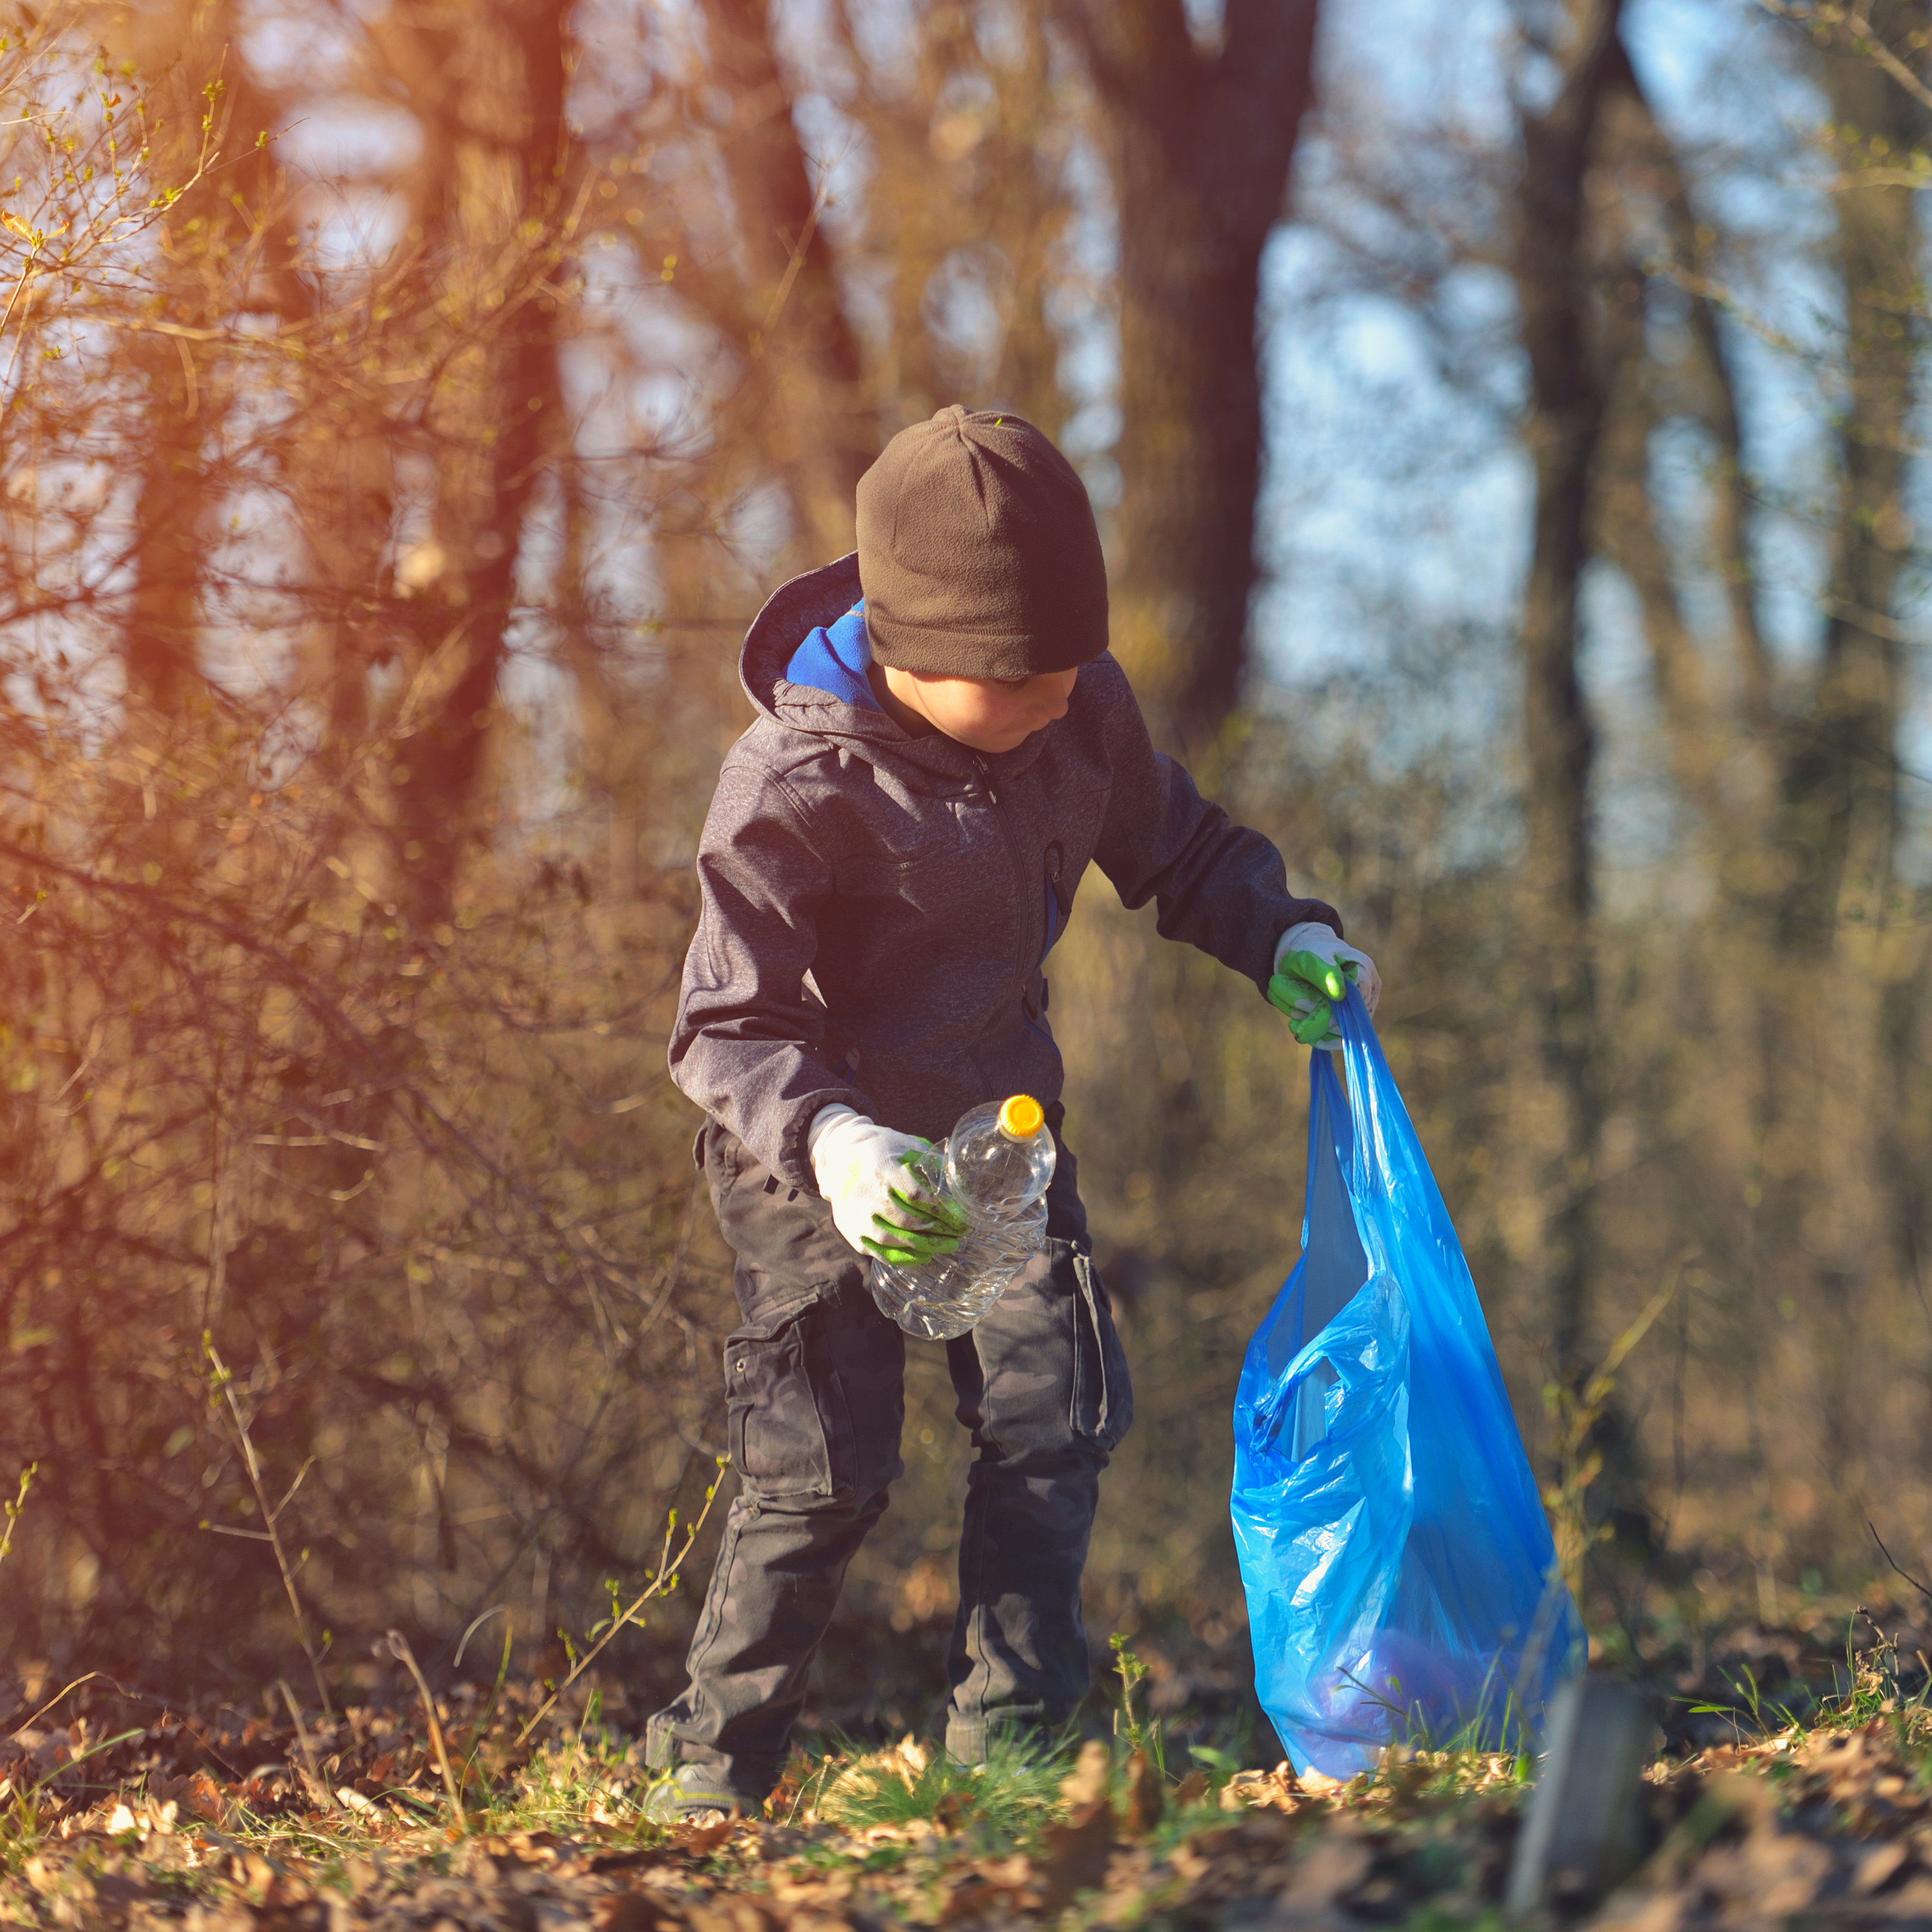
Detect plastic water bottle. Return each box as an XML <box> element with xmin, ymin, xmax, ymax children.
<box><xmin>869</xmin><ymin>1094</ymin><xmax>1057</xmax><ymax>1341</ymax></box>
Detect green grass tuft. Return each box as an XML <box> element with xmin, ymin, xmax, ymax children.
<box><xmin>808</xmin><ymin>1731</ymin><xmax>1070</xmax><ymax>1852</ymax></box>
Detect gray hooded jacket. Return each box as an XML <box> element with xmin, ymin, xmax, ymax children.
<box><xmin>668</xmin><ymin>554</ymin><xmax>1342</xmax><ymax>1195</ymax></box>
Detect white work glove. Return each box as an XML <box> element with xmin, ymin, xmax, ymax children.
<box><xmin>806</xmin><ymin>1105</ymin><xmax>967</xmax><ymax>1265</ymax></box>
<box><xmin>1267</xmin><ymin>921</ymin><xmax>1381</xmax><ymax>1050</ymax></box>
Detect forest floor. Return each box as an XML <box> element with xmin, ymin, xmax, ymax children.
<box><xmin>5</xmin><ymin>1598</ymin><xmax>1932</xmax><ymax>1931</ymax></box>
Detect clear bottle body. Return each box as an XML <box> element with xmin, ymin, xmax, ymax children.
<box><xmin>868</xmin><ymin>1100</ymin><xmax>1056</xmax><ymax>1340</ymax></box>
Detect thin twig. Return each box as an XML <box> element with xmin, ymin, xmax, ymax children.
<box><xmin>755</xmin><ymin>135</ymin><xmax>853</xmax><ymax>346</ymax></box>
<box><xmin>277</xmin><ymin>1678</ymin><xmax>319</xmax><ymax>1775</ymax></box>
<box><xmin>271</xmin><ymin>1458</ymin><xmax>317</xmax><ymax>1524</ymax></box>
<box><xmin>6</xmin><ymin>1672</ymin><xmax>111</xmax><ymax>1743</ymax></box>
<box><xmin>453</xmin><ymin>1605</ymin><xmax>509</xmax><ymax>1671</ymax></box>
<box><xmin>383</xmin><ymin>1631</ymin><xmax>465</xmax><ymax>1827</ymax></box>
<box><xmin>204</xmin><ymin>1338</ymin><xmax>333</xmax><ymax>1714</ymax></box>
<box><xmin>277</xmin><ymin>1677</ymin><xmax>334</xmax><ymax>1812</ymax></box>
<box><xmin>1840</xmin><ymin>3</ymin><xmax>1932</xmax><ymax>113</ymax></box>
<box><xmin>515</xmin><ymin>1471</ymin><xmax>725</xmax><ymax>1748</ymax></box>
<box><xmin>453</xmin><ymin>1615</ymin><xmax>516</xmax><ymax>1807</ymax></box>
<box><xmin>1869</xmin><ymin>1521</ymin><xmax>1932</xmax><ymax>1607</ymax></box>
<box><xmin>1</xmin><ymin>256</ymin><xmax>35</xmax><ymax>337</ymax></box>
<box><xmin>0</xmin><ymin>1463</ymin><xmax>35</xmax><ymax>1577</ymax></box>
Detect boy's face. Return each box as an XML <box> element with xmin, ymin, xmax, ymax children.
<box><xmin>873</xmin><ymin>664</ymin><xmax>1079</xmax><ymax>754</ymax></box>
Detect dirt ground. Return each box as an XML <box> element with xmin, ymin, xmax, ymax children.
<box><xmin>6</xmin><ymin>1601</ymin><xmax>1932</xmax><ymax>1929</ymax></box>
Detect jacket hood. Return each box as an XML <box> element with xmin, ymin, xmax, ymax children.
<box><xmin>739</xmin><ymin>553</ymin><xmax>1050</xmax><ymax>781</ymax></box>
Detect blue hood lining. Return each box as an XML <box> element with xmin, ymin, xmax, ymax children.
<box><xmin>784</xmin><ymin>601</ymin><xmax>881</xmax><ymax>712</ymax></box>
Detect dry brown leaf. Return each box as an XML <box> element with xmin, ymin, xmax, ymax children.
<box><xmin>685</xmin><ymin>1893</ymin><xmax>779</xmax><ymax>1932</ymax></box>
<box><xmin>1752</xmin><ymin>1837</ymin><xmax>1835</xmax><ymax>1916</ymax></box>
<box><xmin>292</xmin><ymin>1766</ymin><xmax>333</xmax><ymax>1813</ymax></box>
<box><xmin>1888</xmin><ymin>1875</ymin><xmax>1932</xmax><ymax>1917</ymax></box>
<box><xmin>261</xmin><ymin>1871</ymin><xmax>314</xmax><ymax>1911</ymax></box>
<box><xmin>1287</xmin><ymin>1834</ymin><xmax>1373</xmax><ymax>1906</ymax></box>
<box><xmin>1122</xmin><ymin>1750</ymin><xmax>1164</xmax><ymax>1838</ymax></box>
<box><xmin>187</xmin><ymin>1903</ymin><xmax>263</xmax><ymax>1932</ymax></box>
<box><xmin>1220</xmin><ymin>1761</ymin><xmax>1308</xmax><ymax>1813</ymax></box>
<box><xmin>342</xmin><ymin>1856</ymin><xmax>384</xmax><ymax>1897</ymax></box>
<box><xmin>1852</xmin><ymin>1839</ymin><xmax>1912</xmax><ymax>1897</ymax></box>
<box><xmin>589</xmin><ymin>1848</ymin><xmax>683</xmax><ymax>1879</ymax></box>
<box><xmin>184</xmin><ymin>1770</ymin><xmax>236</xmax><ymax>1827</ymax></box>
<box><xmin>593</xmin><ymin>1892</ymin><xmax>688</xmax><ymax>1932</ymax></box>
<box><xmin>1034</xmin><ymin>1797</ymin><xmax>1115</xmax><ymax>1912</ymax></box>
<box><xmin>1058</xmin><ymin>1739</ymin><xmax>1112</xmax><ymax>1808</ymax></box>
<box><xmin>938</xmin><ymin>1854</ymin><xmax>1031</xmax><ymax>1922</ymax></box>
<box><xmin>932</xmin><ymin>1788</ymin><xmax>974</xmax><ymax>1834</ymax></box>
<box><xmin>668</xmin><ymin>1817</ymin><xmax>737</xmax><ymax>1855</ymax></box>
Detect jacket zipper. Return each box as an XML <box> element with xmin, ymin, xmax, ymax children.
<box><xmin>1042</xmin><ymin>841</ymin><xmax>1065</xmax><ymax>963</ymax></box>
<box><xmin>972</xmin><ymin>754</ymin><xmax>1034</xmax><ymax>989</ymax></box>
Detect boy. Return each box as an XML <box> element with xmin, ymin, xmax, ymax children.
<box><xmin>651</xmin><ymin>406</ymin><xmax>1380</xmax><ymax>1817</ymax></box>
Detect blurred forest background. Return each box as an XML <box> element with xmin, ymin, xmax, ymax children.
<box><xmin>0</xmin><ymin>0</ymin><xmax>1928</xmax><ymax>1735</ymax></box>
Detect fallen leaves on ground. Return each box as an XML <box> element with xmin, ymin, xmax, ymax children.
<box><xmin>8</xmin><ymin>1680</ymin><xmax>1932</xmax><ymax>1929</ymax></box>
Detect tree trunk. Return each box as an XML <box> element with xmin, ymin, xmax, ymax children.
<box><xmin>368</xmin><ymin>0</ymin><xmax>571</xmax><ymax>922</ymax></box>
<box><xmin>1588</xmin><ymin>54</ymin><xmax>1788</xmax><ymax>1567</ymax></box>
<box><xmin>1783</xmin><ymin>13</ymin><xmax>1917</xmax><ymax>947</ymax></box>
<box><xmin>113</xmin><ymin>0</ymin><xmax>289</xmax><ymax>723</ymax></box>
<box><xmin>846</xmin><ymin>4</ymin><xmax>1068</xmax><ymax>435</ymax></box>
<box><xmin>1508</xmin><ymin>0</ymin><xmax>1625</xmax><ymax>1390</ymax></box>
<box><xmin>700</xmin><ymin>0</ymin><xmax>875</xmax><ymax>558</ymax></box>
<box><xmin>1059</xmin><ymin>0</ymin><xmax>1320</xmax><ymax>750</ymax></box>
<box><xmin>1780</xmin><ymin>2</ymin><xmax>1922</xmax><ymax>1510</ymax></box>
<box><xmin>123</xmin><ymin>335</ymin><xmax>213</xmax><ymax>720</ymax></box>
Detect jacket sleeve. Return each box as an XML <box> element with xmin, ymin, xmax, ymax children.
<box><xmin>1090</xmin><ymin>661</ymin><xmax>1342</xmax><ymax>991</ymax></box>
<box><xmin>668</xmin><ymin>756</ymin><xmax>877</xmax><ymax>1192</ymax></box>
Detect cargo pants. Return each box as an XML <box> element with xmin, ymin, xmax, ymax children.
<box><xmin>644</xmin><ymin>1116</ymin><xmax>1133</xmax><ymax>1799</ymax></box>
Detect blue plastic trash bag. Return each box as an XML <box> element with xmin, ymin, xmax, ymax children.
<box><xmin>1232</xmin><ymin>987</ymin><xmax>1583</xmax><ymax>1776</ymax></box>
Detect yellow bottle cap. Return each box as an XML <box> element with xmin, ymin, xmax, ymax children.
<box><xmin>998</xmin><ymin>1094</ymin><xmax>1045</xmax><ymax>1139</ymax></box>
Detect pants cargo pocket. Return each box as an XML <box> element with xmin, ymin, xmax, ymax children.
<box><xmin>724</xmin><ymin>1287</ymin><xmax>905</xmax><ymax>1502</ymax></box>
<box><xmin>725</xmin><ymin>1305</ymin><xmax>835</xmax><ymax>1500</ymax></box>
<box><xmin>812</xmin><ymin>1286</ymin><xmax>906</xmax><ymax>1498</ymax></box>
<box><xmin>1070</xmin><ymin>1247</ymin><xmax>1133</xmax><ymax>1451</ymax></box>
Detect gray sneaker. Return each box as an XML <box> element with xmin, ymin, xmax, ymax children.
<box><xmin>641</xmin><ymin>1762</ymin><xmax>762</xmax><ymax>1824</ymax></box>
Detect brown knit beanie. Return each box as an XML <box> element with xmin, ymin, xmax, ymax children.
<box><xmin>857</xmin><ymin>405</ymin><xmax>1108</xmax><ymax>678</ymax></box>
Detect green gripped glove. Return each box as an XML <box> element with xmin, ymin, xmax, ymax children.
<box><xmin>860</xmin><ymin>1149</ymin><xmax>971</xmax><ymax>1267</ymax></box>
<box><xmin>1267</xmin><ymin>948</ymin><xmax>1359</xmax><ymax>1048</ymax></box>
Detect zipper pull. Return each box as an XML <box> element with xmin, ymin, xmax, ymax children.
<box><xmin>973</xmin><ymin>755</ymin><xmax>999</xmax><ymax>804</ymax></box>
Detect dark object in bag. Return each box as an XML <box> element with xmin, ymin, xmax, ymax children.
<box><xmin>1232</xmin><ymin>989</ymin><xmax>1584</xmax><ymax>1775</ymax></box>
